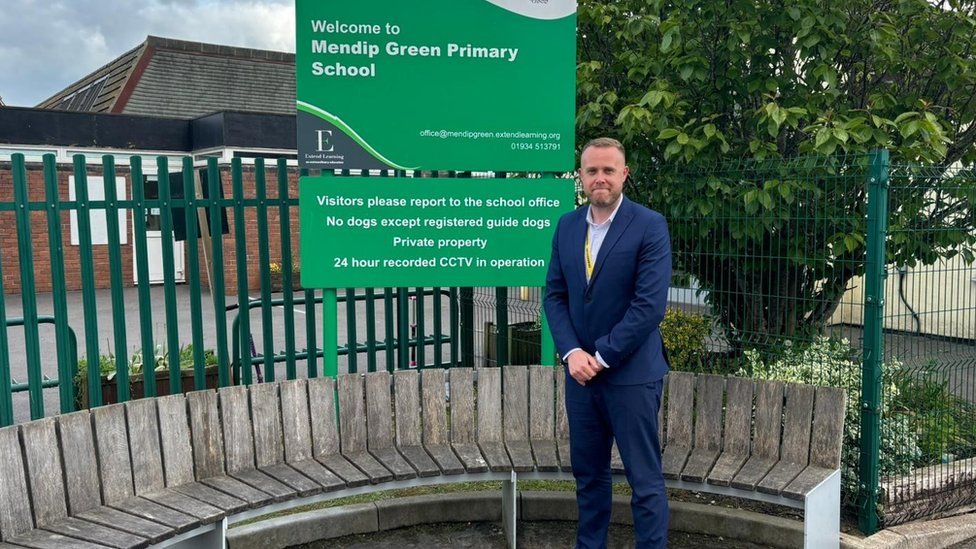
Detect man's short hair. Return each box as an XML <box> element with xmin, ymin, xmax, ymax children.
<box><xmin>582</xmin><ymin>137</ymin><xmax>626</xmax><ymax>160</ymax></box>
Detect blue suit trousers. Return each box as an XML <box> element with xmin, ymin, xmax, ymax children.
<box><xmin>567</xmin><ymin>377</ymin><xmax>668</xmax><ymax>549</ymax></box>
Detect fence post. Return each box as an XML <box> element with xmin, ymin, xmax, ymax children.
<box><xmin>859</xmin><ymin>148</ymin><xmax>889</xmax><ymax>534</ymax></box>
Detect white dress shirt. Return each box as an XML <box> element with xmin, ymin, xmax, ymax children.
<box><xmin>563</xmin><ymin>195</ymin><xmax>624</xmax><ymax>368</ymax></box>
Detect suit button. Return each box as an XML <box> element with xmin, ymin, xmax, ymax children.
<box><xmin>585</xmin><ymin>295</ymin><xmax>592</xmax><ymax>303</ymax></box>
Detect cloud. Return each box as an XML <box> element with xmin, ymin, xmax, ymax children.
<box><xmin>0</xmin><ymin>0</ymin><xmax>295</xmax><ymax>107</ymax></box>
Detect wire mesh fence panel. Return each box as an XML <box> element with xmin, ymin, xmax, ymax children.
<box><xmin>633</xmin><ymin>154</ymin><xmax>877</xmax><ymax>519</ymax></box>
<box><xmin>877</xmin><ymin>162</ymin><xmax>976</xmax><ymax>527</ymax></box>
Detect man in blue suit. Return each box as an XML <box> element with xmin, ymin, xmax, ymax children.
<box><xmin>544</xmin><ymin>137</ymin><xmax>672</xmax><ymax>548</ymax></box>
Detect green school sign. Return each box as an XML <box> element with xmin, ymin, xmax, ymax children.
<box><xmin>295</xmin><ymin>0</ymin><xmax>577</xmax><ymax>171</ymax></box>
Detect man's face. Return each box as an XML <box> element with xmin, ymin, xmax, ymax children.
<box><xmin>580</xmin><ymin>145</ymin><xmax>629</xmax><ymax>208</ymax></box>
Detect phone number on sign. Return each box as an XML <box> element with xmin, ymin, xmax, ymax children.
<box><xmin>511</xmin><ymin>142</ymin><xmax>561</xmax><ymax>151</ymax></box>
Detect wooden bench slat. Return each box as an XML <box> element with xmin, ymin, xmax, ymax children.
<box><xmin>752</xmin><ymin>379</ymin><xmax>785</xmax><ymax>459</ymax></box>
<box><xmin>477</xmin><ymin>368</ymin><xmax>512</xmax><ymax>472</ymax></box>
<box><xmin>680</xmin><ymin>375</ymin><xmax>725</xmax><ymax>482</ymax></box>
<box><xmin>56</xmin><ymin>411</ymin><xmax>102</xmax><ymax>516</ymax></box>
<box><xmin>287</xmin><ymin>459</ymin><xmax>346</xmax><ymax>491</ymax></box>
<box><xmin>449</xmin><ymin>368</ymin><xmax>476</xmax><ymax>443</ymax></box>
<box><xmin>307</xmin><ymin>378</ymin><xmax>341</xmax><ymax>456</ymax></box>
<box><xmin>756</xmin><ymin>461</ymin><xmax>807</xmax><ymax>496</ymax></box>
<box><xmin>249</xmin><ymin>383</ymin><xmax>286</xmax><ymax>468</ymax></box>
<box><xmin>156</xmin><ymin>395</ymin><xmax>196</xmax><ymax>487</ymax></box>
<box><xmin>780</xmin><ymin>383</ymin><xmax>816</xmax><ymax>465</ymax></box>
<box><xmin>106</xmin><ymin>497</ymin><xmax>196</xmax><ymax>532</ymax></box>
<box><xmin>8</xmin><ymin>529</ymin><xmax>114</xmax><ymax>549</ymax></box>
<box><xmin>140</xmin><ymin>489</ymin><xmax>222</xmax><ymax>522</ymax></box>
<box><xmin>503</xmin><ymin>367</ymin><xmax>534</xmax><ymax>472</ymax></box>
<box><xmin>722</xmin><ymin>377</ymin><xmax>755</xmax><ymax>455</ymax></box>
<box><xmin>0</xmin><ymin>426</ymin><xmax>37</xmax><ymax>541</ymax></box>
<box><xmin>225</xmin><ymin>469</ymin><xmax>296</xmax><ymax>501</ymax></box>
<box><xmin>251</xmin><ymin>463</ymin><xmax>321</xmax><ymax>497</ymax></box>
<box><xmin>729</xmin><ymin>456</ymin><xmax>778</xmax><ymax>491</ymax></box>
<box><xmin>74</xmin><ymin>507</ymin><xmax>171</xmax><ymax>545</ymax></box>
<box><xmin>170</xmin><ymin>482</ymin><xmax>248</xmax><ymax>513</ymax></box>
<box><xmin>610</xmin><ymin>443</ymin><xmax>625</xmax><ymax>474</ymax></box>
<box><xmin>555</xmin><ymin>372</ymin><xmax>571</xmax><ymax>472</ymax></box>
<box><xmin>199</xmin><ymin>475</ymin><xmax>276</xmax><ymax>506</ymax></box>
<box><xmin>217</xmin><ymin>386</ymin><xmax>256</xmax><ymax>474</ymax></box>
<box><xmin>20</xmin><ymin>418</ymin><xmax>68</xmax><ymax>526</ymax></box>
<box><xmin>185</xmin><ymin>391</ymin><xmax>225</xmax><ymax>480</ymax></box>
<box><xmin>665</xmin><ymin>371</ymin><xmax>695</xmax><ymax>448</ymax></box>
<box><xmin>419</xmin><ymin>369</ymin><xmax>446</xmax><ymax>444</ymax></box>
<box><xmin>42</xmin><ymin>516</ymin><xmax>148</xmax><ymax>549</ymax></box>
<box><xmin>447</xmin><ymin>368</ymin><xmax>489</xmax><ymax>473</ymax></box>
<box><xmin>662</xmin><ymin>371</ymin><xmax>694</xmax><ymax>479</ymax></box>
<box><xmin>337</xmin><ymin>373</ymin><xmax>368</xmax><ymax>453</ymax></box>
<box><xmin>124</xmin><ymin>399</ymin><xmax>166</xmax><ymax>496</ymax></box>
<box><xmin>528</xmin><ymin>366</ymin><xmax>554</xmax><ymax>441</ymax></box>
<box><xmin>315</xmin><ymin>454</ymin><xmax>371</xmax><ymax>487</ymax></box>
<box><xmin>529</xmin><ymin>367</ymin><xmax>559</xmax><ymax>472</ymax></box>
<box><xmin>810</xmin><ymin>386</ymin><xmax>847</xmax><ymax>469</ymax></box>
<box><xmin>783</xmin><ymin>465</ymin><xmax>837</xmax><ymax>500</ymax></box>
<box><xmin>91</xmin><ymin>405</ymin><xmax>137</xmax><ymax>505</ymax></box>
<box><xmin>705</xmin><ymin>453</ymin><xmax>750</xmax><ymax>487</ymax></box>
<box><xmin>279</xmin><ymin>380</ymin><xmax>314</xmax><ymax>463</ymax></box>
<box><xmin>365</xmin><ymin>372</ymin><xmax>417</xmax><ymax>480</ymax></box>
<box><xmin>705</xmin><ymin>377</ymin><xmax>754</xmax><ymax>487</ymax></box>
<box><xmin>395</xmin><ymin>370</ymin><xmax>423</xmax><ymax>447</ymax></box>
<box><xmin>417</xmin><ymin>369</ymin><xmax>464</xmax><ymax>475</ymax></box>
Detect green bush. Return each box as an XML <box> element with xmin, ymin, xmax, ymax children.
<box><xmin>741</xmin><ymin>337</ymin><xmax>921</xmax><ymax>501</ymax></box>
<box><xmin>661</xmin><ymin>308</ymin><xmax>711</xmax><ymax>373</ymax></box>
<box><xmin>891</xmin><ymin>370</ymin><xmax>976</xmax><ymax>465</ymax></box>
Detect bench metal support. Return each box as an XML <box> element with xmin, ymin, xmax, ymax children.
<box><xmin>803</xmin><ymin>469</ymin><xmax>841</xmax><ymax>549</ymax></box>
<box><xmin>502</xmin><ymin>470</ymin><xmax>518</xmax><ymax>549</ymax></box>
<box><xmin>153</xmin><ymin>517</ymin><xmax>227</xmax><ymax>549</ymax></box>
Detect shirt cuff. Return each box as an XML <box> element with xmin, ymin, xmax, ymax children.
<box><xmin>562</xmin><ymin>348</ymin><xmax>582</xmax><ymax>362</ymax></box>
<box><xmin>595</xmin><ymin>351</ymin><xmax>610</xmax><ymax>368</ymax></box>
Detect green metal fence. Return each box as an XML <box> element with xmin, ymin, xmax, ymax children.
<box><xmin>630</xmin><ymin>151</ymin><xmax>976</xmax><ymax>532</ymax></box>
<box><xmin>0</xmin><ymin>153</ymin><xmax>477</xmax><ymax>426</ymax></box>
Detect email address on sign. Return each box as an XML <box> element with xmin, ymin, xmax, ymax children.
<box><xmin>419</xmin><ymin>129</ymin><xmax>561</xmax><ymax>141</ymax></box>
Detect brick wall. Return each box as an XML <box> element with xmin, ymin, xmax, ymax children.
<box><xmin>0</xmin><ymin>161</ymin><xmax>300</xmax><ymax>296</ymax></box>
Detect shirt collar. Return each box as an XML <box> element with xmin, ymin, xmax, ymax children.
<box><xmin>586</xmin><ymin>194</ymin><xmax>624</xmax><ymax>228</ymax></box>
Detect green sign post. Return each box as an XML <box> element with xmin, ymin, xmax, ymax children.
<box><xmin>295</xmin><ymin>0</ymin><xmax>576</xmax><ymax>171</ymax></box>
<box><xmin>300</xmin><ymin>178</ymin><xmax>574</xmax><ymax>287</ymax></box>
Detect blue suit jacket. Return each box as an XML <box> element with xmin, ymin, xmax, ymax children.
<box><xmin>544</xmin><ymin>197</ymin><xmax>672</xmax><ymax>385</ymax></box>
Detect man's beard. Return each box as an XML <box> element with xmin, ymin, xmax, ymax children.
<box><xmin>588</xmin><ymin>189</ymin><xmax>620</xmax><ymax>208</ymax></box>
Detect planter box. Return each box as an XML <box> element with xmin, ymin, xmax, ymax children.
<box><xmin>75</xmin><ymin>365</ymin><xmax>220</xmax><ymax>409</ymax></box>
<box><xmin>483</xmin><ymin>321</ymin><xmax>542</xmax><ymax>366</ymax></box>
<box><xmin>270</xmin><ymin>271</ymin><xmax>302</xmax><ymax>292</ymax></box>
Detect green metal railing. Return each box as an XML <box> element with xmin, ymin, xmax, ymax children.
<box><xmin>0</xmin><ymin>154</ymin><xmax>477</xmax><ymax>427</ymax></box>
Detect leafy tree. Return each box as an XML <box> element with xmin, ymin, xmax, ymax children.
<box><xmin>576</xmin><ymin>0</ymin><xmax>976</xmax><ymax>346</ymax></box>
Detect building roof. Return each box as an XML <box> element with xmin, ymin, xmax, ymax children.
<box><xmin>36</xmin><ymin>36</ymin><xmax>296</xmax><ymax>120</ymax></box>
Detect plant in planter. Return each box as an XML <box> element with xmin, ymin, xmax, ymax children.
<box><xmin>483</xmin><ymin>320</ymin><xmax>543</xmax><ymax>366</ymax></box>
<box><xmin>74</xmin><ymin>343</ymin><xmax>220</xmax><ymax>408</ymax></box>
<box><xmin>269</xmin><ymin>261</ymin><xmax>302</xmax><ymax>292</ymax></box>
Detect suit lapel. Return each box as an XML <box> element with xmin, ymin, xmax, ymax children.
<box><xmin>588</xmin><ymin>198</ymin><xmax>635</xmax><ymax>288</ymax></box>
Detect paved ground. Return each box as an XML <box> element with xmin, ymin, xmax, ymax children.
<box><xmin>293</xmin><ymin>521</ymin><xmax>772</xmax><ymax>549</ymax></box>
<box><xmin>4</xmin><ymin>285</ymin><xmax>455</xmax><ymax>424</ymax></box>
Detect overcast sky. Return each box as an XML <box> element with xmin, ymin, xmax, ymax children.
<box><xmin>0</xmin><ymin>0</ymin><xmax>295</xmax><ymax>107</ymax></box>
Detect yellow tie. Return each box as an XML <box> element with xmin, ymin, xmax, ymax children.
<box><xmin>584</xmin><ymin>227</ymin><xmax>594</xmax><ymax>281</ymax></box>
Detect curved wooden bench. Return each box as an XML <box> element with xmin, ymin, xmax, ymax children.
<box><xmin>0</xmin><ymin>367</ymin><xmax>845</xmax><ymax>549</ymax></box>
